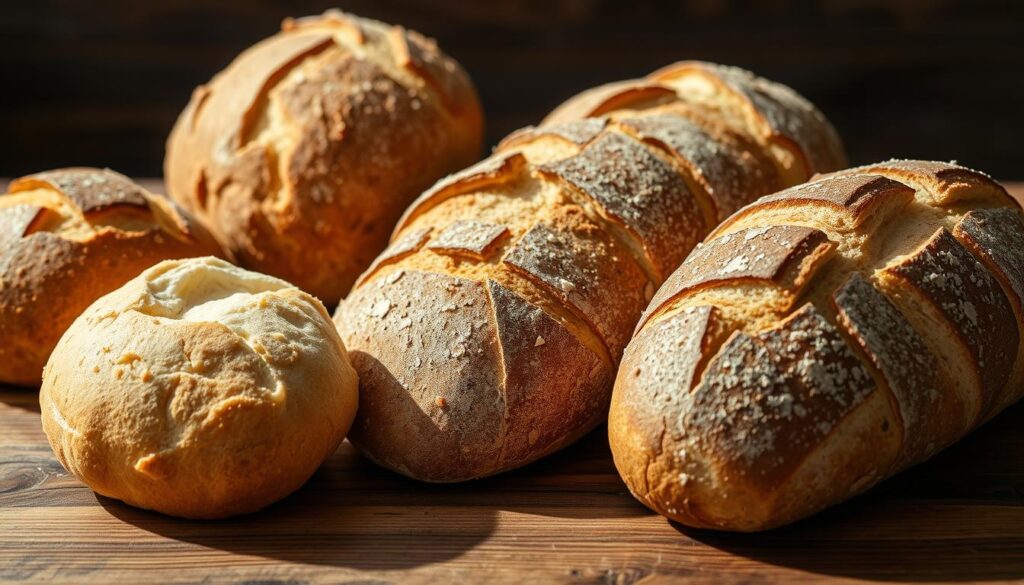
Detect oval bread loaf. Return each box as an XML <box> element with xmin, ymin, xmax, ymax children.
<box><xmin>335</xmin><ymin>62</ymin><xmax>844</xmax><ymax>481</ymax></box>
<box><xmin>0</xmin><ymin>168</ymin><xmax>223</xmax><ymax>386</ymax></box>
<box><xmin>611</xmin><ymin>159</ymin><xmax>1024</xmax><ymax>531</ymax></box>
<box><xmin>544</xmin><ymin>60</ymin><xmax>846</xmax><ymax>186</ymax></box>
<box><xmin>165</xmin><ymin>10</ymin><xmax>483</xmax><ymax>305</ymax></box>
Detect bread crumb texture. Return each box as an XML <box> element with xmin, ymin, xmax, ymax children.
<box><xmin>613</xmin><ymin>159</ymin><xmax>1024</xmax><ymax>531</ymax></box>
<box><xmin>39</xmin><ymin>257</ymin><xmax>358</xmax><ymax>519</ymax></box>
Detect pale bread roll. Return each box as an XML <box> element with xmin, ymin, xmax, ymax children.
<box><xmin>40</xmin><ymin>257</ymin><xmax>358</xmax><ymax>519</ymax></box>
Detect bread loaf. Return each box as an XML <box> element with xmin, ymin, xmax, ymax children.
<box><xmin>544</xmin><ymin>61</ymin><xmax>846</xmax><ymax>185</ymax></box>
<box><xmin>41</xmin><ymin>257</ymin><xmax>358</xmax><ymax>519</ymax></box>
<box><xmin>0</xmin><ymin>168</ymin><xmax>222</xmax><ymax>386</ymax></box>
<box><xmin>611</xmin><ymin>160</ymin><xmax>1024</xmax><ymax>531</ymax></box>
<box><xmin>334</xmin><ymin>62</ymin><xmax>843</xmax><ymax>481</ymax></box>
<box><xmin>165</xmin><ymin>10</ymin><xmax>483</xmax><ymax>305</ymax></box>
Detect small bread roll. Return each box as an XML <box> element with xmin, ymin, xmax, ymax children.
<box><xmin>0</xmin><ymin>168</ymin><xmax>223</xmax><ymax>386</ymax></box>
<box><xmin>165</xmin><ymin>10</ymin><xmax>484</xmax><ymax>305</ymax></box>
<box><xmin>40</xmin><ymin>257</ymin><xmax>358</xmax><ymax>519</ymax></box>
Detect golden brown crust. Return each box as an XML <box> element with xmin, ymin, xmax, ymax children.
<box><xmin>881</xmin><ymin>228</ymin><xmax>1016</xmax><ymax>417</ymax></box>
<box><xmin>0</xmin><ymin>203</ymin><xmax>46</xmax><ymax>245</ymax></box>
<box><xmin>0</xmin><ymin>168</ymin><xmax>223</xmax><ymax>386</ymax></box>
<box><xmin>832</xmin><ymin>273</ymin><xmax>966</xmax><ymax>466</ymax></box>
<box><xmin>499</xmin><ymin>118</ymin><xmax>610</xmax><ymax>151</ymax></box>
<box><xmin>426</xmin><ymin>219</ymin><xmax>509</xmax><ymax>260</ymax></box>
<box><xmin>612</xmin><ymin>159</ymin><xmax>1024</xmax><ymax>531</ymax></box>
<box><xmin>339</xmin><ymin>270</ymin><xmax>507</xmax><ymax>480</ymax></box>
<box><xmin>615</xmin><ymin>114</ymin><xmax>783</xmax><ymax>222</ymax></box>
<box><xmin>642</xmin><ymin>225</ymin><xmax>835</xmax><ymax>328</ymax></box>
<box><xmin>953</xmin><ymin>208</ymin><xmax>1024</xmax><ymax>414</ymax></box>
<box><xmin>710</xmin><ymin>174</ymin><xmax>916</xmax><ymax>239</ymax></box>
<box><xmin>536</xmin><ymin>131</ymin><xmax>705</xmax><ymax>281</ymax></box>
<box><xmin>395</xmin><ymin>151</ymin><xmax>529</xmax><ymax>233</ymax></box>
<box><xmin>39</xmin><ymin>258</ymin><xmax>358</xmax><ymax>518</ymax></box>
<box><xmin>544</xmin><ymin>60</ymin><xmax>847</xmax><ymax>184</ymax></box>
<box><xmin>14</xmin><ymin>168</ymin><xmax>150</xmax><ymax>212</ymax></box>
<box><xmin>543</xmin><ymin>80</ymin><xmax>677</xmax><ymax>125</ymax></box>
<box><xmin>821</xmin><ymin>159</ymin><xmax>1014</xmax><ymax>207</ymax></box>
<box><xmin>502</xmin><ymin>209</ymin><xmax>647</xmax><ymax>360</ymax></box>
<box><xmin>652</xmin><ymin>62</ymin><xmax>846</xmax><ymax>179</ymax></box>
<box><xmin>164</xmin><ymin>11</ymin><xmax>483</xmax><ymax>305</ymax></box>
<box><xmin>337</xmin><ymin>63</ymin><xmax>843</xmax><ymax>482</ymax></box>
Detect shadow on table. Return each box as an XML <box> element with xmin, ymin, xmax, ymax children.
<box><xmin>677</xmin><ymin>402</ymin><xmax>1024</xmax><ymax>582</ymax></box>
<box><xmin>0</xmin><ymin>384</ymin><xmax>41</xmax><ymax>414</ymax></box>
<box><xmin>98</xmin><ymin>445</ymin><xmax>497</xmax><ymax>571</ymax></box>
<box><xmin>99</xmin><ymin>422</ymin><xmax>638</xmax><ymax>571</ymax></box>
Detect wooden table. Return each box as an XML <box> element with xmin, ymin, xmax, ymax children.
<box><xmin>3</xmin><ymin>182</ymin><xmax>1024</xmax><ymax>584</ymax></box>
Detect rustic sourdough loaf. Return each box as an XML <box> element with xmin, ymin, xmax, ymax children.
<box><xmin>41</xmin><ymin>257</ymin><xmax>358</xmax><ymax>519</ymax></box>
<box><xmin>165</xmin><ymin>10</ymin><xmax>483</xmax><ymax>305</ymax></box>
<box><xmin>611</xmin><ymin>160</ymin><xmax>1024</xmax><ymax>531</ymax></box>
<box><xmin>335</xmin><ymin>62</ymin><xmax>844</xmax><ymax>481</ymax></box>
<box><xmin>0</xmin><ymin>168</ymin><xmax>222</xmax><ymax>386</ymax></box>
<box><xmin>544</xmin><ymin>61</ymin><xmax>846</xmax><ymax>186</ymax></box>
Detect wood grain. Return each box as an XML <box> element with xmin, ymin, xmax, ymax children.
<box><xmin>2</xmin><ymin>185</ymin><xmax>1024</xmax><ymax>584</ymax></box>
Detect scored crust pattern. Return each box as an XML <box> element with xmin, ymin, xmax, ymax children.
<box><xmin>0</xmin><ymin>168</ymin><xmax>221</xmax><ymax>386</ymax></box>
<box><xmin>615</xmin><ymin>159</ymin><xmax>1024</xmax><ymax>531</ymax></box>
<box><xmin>544</xmin><ymin>60</ymin><xmax>847</xmax><ymax>185</ymax></box>
<box><xmin>164</xmin><ymin>10</ymin><xmax>483</xmax><ymax>305</ymax></box>
<box><xmin>337</xmin><ymin>63</ymin><xmax>847</xmax><ymax>482</ymax></box>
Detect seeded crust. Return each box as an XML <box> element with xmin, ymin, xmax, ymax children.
<box><xmin>611</xmin><ymin>160</ymin><xmax>1024</xmax><ymax>531</ymax></box>
<box><xmin>164</xmin><ymin>10</ymin><xmax>483</xmax><ymax>305</ymax></box>
<box><xmin>336</xmin><ymin>63</ymin><xmax>843</xmax><ymax>482</ymax></box>
<box><xmin>0</xmin><ymin>168</ymin><xmax>223</xmax><ymax>386</ymax></box>
<box><xmin>544</xmin><ymin>60</ymin><xmax>847</xmax><ymax>185</ymax></box>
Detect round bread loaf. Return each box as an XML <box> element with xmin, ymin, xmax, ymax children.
<box><xmin>165</xmin><ymin>10</ymin><xmax>484</xmax><ymax>305</ymax></box>
<box><xmin>0</xmin><ymin>168</ymin><xmax>223</xmax><ymax>386</ymax></box>
<box><xmin>40</xmin><ymin>257</ymin><xmax>358</xmax><ymax>519</ymax></box>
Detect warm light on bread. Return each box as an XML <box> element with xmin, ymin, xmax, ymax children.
<box><xmin>0</xmin><ymin>168</ymin><xmax>223</xmax><ymax>386</ymax></box>
<box><xmin>335</xmin><ymin>62</ymin><xmax>844</xmax><ymax>482</ymax></box>
<box><xmin>611</xmin><ymin>160</ymin><xmax>1024</xmax><ymax>531</ymax></box>
<box><xmin>40</xmin><ymin>257</ymin><xmax>359</xmax><ymax>519</ymax></box>
<box><xmin>165</xmin><ymin>10</ymin><xmax>483</xmax><ymax>306</ymax></box>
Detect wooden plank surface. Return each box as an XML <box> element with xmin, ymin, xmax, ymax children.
<box><xmin>3</xmin><ymin>184</ymin><xmax>1024</xmax><ymax>584</ymax></box>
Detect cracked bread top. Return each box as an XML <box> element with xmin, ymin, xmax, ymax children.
<box><xmin>39</xmin><ymin>257</ymin><xmax>358</xmax><ymax>519</ymax></box>
<box><xmin>164</xmin><ymin>10</ymin><xmax>483</xmax><ymax>305</ymax></box>
<box><xmin>0</xmin><ymin>168</ymin><xmax>223</xmax><ymax>386</ymax></box>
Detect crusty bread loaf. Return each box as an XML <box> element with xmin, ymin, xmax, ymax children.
<box><xmin>165</xmin><ymin>10</ymin><xmax>483</xmax><ymax>305</ymax></box>
<box><xmin>334</xmin><ymin>63</ymin><xmax>843</xmax><ymax>481</ymax></box>
<box><xmin>544</xmin><ymin>61</ymin><xmax>846</xmax><ymax>186</ymax></box>
<box><xmin>0</xmin><ymin>168</ymin><xmax>223</xmax><ymax>386</ymax></box>
<box><xmin>40</xmin><ymin>257</ymin><xmax>358</xmax><ymax>519</ymax></box>
<box><xmin>611</xmin><ymin>160</ymin><xmax>1024</xmax><ymax>531</ymax></box>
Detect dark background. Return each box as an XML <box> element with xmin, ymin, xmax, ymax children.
<box><xmin>0</xmin><ymin>0</ymin><xmax>1021</xmax><ymax>180</ymax></box>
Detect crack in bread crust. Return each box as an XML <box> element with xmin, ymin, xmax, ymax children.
<box><xmin>616</xmin><ymin>159</ymin><xmax>1024</xmax><ymax>531</ymax></box>
<box><xmin>340</xmin><ymin>62</ymin><xmax>847</xmax><ymax>482</ymax></box>
<box><xmin>165</xmin><ymin>10</ymin><xmax>483</xmax><ymax>305</ymax></box>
